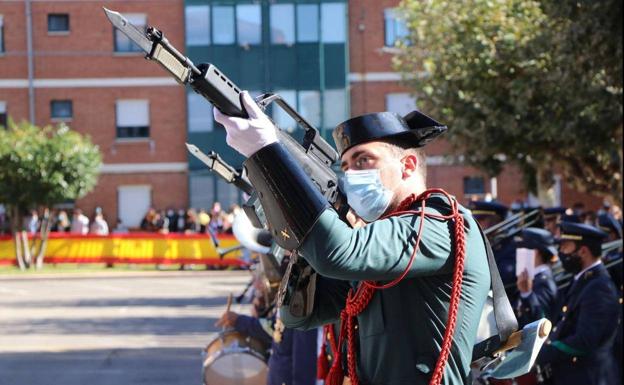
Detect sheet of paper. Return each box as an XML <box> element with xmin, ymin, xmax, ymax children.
<box><xmin>515</xmin><ymin>248</ymin><xmax>535</xmax><ymax>279</ymax></box>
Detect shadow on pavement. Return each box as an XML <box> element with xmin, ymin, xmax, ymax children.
<box><xmin>1</xmin><ymin>315</ymin><xmax>220</xmax><ymax>335</ymax></box>
<box><xmin>5</xmin><ymin>296</ymin><xmax>231</xmax><ymax>309</ymax></box>
<box><xmin>0</xmin><ymin>347</ymin><xmax>204</xmax><ymax>385</ymax></box>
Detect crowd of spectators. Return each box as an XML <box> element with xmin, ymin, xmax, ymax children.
<box><xmin>138</xmin><ymin>202</ymin><xmax>240</xmax><ymax>236</ymax></box>
<box><xmin>0</xmin><ymin>201</ymin><xmax>240</xmax><ymax>237</ymax></box>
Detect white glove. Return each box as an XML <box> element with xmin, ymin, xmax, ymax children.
<box><xmin>213</xmin><ymin>91</ymin><xmax>279</xmax><ymax>157</ymax></box>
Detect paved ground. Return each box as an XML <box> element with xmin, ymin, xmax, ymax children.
<box><xmin>0</xmin><ymin>271</ymin><xmax>253</xmax><ymax>385</ymax></box>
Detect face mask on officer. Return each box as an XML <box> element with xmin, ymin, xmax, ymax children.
<box><xmin>558</xmin><ymin>244</ymin><xmax>583</xmax><ymax>275</ymax></box>
<box><xmin>340</xmin><ymin>159</ymin><xmax>403</xmax><ymax>223</ymax></box>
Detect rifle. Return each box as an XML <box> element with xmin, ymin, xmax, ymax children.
<box><xmin>104</xmin><ymin>8</ymin><xmax>346</xmax><ymax>316</ymax></box>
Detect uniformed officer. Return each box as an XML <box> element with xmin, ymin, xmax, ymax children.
<box><xmin>536</xmin><ymin>221</ymin><xmax>619</xmax><ymax>385</ymax></box>
<box><xmin>543</xmin><ymin>207</ymin><xmax>567</xmax><ymax>237</ymax></box>
<box><xmin>597</xmin><ymin>213</ymin><xmax>623</xmax><ymax>385</ymax></box>
<box><xmin>214</xmin><ymin>92</ymin><xmax>491</xmax><ymax>385</ymax></box>
<box><xmin>514</xmin><ymin>227</ymin><xmax>558</xmax><ymax>327</ymax></box>
<box><xmin>469</xmin><ymin>201</ymin><xmax>518</xmax><ymax>293</ymax></box>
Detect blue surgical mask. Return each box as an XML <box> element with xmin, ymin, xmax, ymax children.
<box><xmin>340</xmin><ymin>169</ymin><xmax>394</xmax><ymax>222</ymax></box>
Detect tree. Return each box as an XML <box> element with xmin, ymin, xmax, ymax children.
<box><xmin>0</xmin><ymin>120</ymin><xmax>101</xmax><ymax>269</ymax></box>
<box><xmin>395</xmin><ymin>0</ymin><xmax>622</xmax><ymax>206</ymax></box>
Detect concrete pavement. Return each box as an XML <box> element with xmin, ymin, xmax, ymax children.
<box><xmin>0</xmin><ymin>271</ymin><xmax>253</xmax><ymax>385</ymax></box>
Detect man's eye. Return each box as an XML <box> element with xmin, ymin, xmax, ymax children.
<box><xmin>356</xmin><ymin>157</ymin><xmax>370</xmax><ymax>168</ymax></box>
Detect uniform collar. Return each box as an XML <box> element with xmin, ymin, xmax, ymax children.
<box><xmin>574</xmin><ymin>260</ymin><xmax>602</xmax><ymax>281</ymax></box>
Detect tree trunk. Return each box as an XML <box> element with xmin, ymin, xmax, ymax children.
<box><xmin>536</xmin><ymin>164</ymin><xmax>557</xmax><ymax>207</ymax></box>
<box><xmin>21</xmin><ymin>231</ymin><xmax>32</xmax><ymax>268</ymax></box>
<box><xmin>11</xmin><ymin>206</ymin><xmax>26</xmax><ymax>271</ymax></box>
<box><xmin>35</xmin><ymin>209</ymin><xmax>52</xmax><ymax>269</ymax></box>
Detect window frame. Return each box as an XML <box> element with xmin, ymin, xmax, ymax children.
<box><xmin>0</xmin><ymin>101</ymin><xmax>7</xmax><ymax>128</ymax></box>
<box><xmin>236</xmin><ymin>4</ymin><xmax>262</xmax><ymax>46</ymax></box>
<box><xmin>384</xmin><ymin>8</ymin><xmax>409</xmax><ymax>47</ymax></box>
<box><xmin>270</xmin><ymin>4</ymin><xmax>295</xmax><ymax>45</ymax></box>
<box><xmin>47</xmin><ymin>13</ymin><xmax>70</xmax><ymax>34</ymax></box>
<box><xmin>0</xmin><ymin>15</ymin><xmax>5</xmax><ymax>54</ymax></box>
<box><xmin>115</xmin><ymin>99</ymin><xmax>150</xmax><ymax>140</ymax></box>
<box><xmin>50</xmin><ymin>100</ymin><xmax>73</xmax><ymax>121</ymax></box>
<box><xmin>185</xmin><ymin>5</ymin><xmax>211</xmax><ymax>46</ymax></box>
<box><xmin>463</xmin><ymin>176</ymin><xmax>486</xmax><ymax>196</ymax></box>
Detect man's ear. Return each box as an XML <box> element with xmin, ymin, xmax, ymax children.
<box><xmin>401</xmin><ymin>154</ymin><xmax>418</xmax><ymax>179</ymax></box>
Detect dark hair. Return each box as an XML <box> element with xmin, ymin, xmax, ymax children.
<box><xmin>577</xmin><ymin>239</ymin><xmax>602</xmax><ymax>259</ymax></box>
<box><xmin>379</xmin><ymin>137</ymin><xmax>427</xmax><ymax>180</ymax></box>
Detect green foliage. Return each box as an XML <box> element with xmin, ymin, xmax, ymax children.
<box><xmin>0</xmin><ymin>120</ymin><xmax>102</xmax><ymax>212</ymax></box>
<box><xmin>395</xmin><ymin>0</ymin><xmax>623</xmax><ymax>204</ymax></box>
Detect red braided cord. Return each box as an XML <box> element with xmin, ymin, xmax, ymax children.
<box><xmin>328</xmin><ymin>189</ymin><xmax>467</xmax><ymax>385</ymax></box>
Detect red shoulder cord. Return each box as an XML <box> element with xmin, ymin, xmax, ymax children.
<box><xmin>325</xmin><ymin>188</ymin><xmax>466</xmax><ymax>385</ymax></box>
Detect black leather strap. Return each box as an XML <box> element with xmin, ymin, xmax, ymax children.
<box><xmin>478</xmin><ymin>222</ymin><xmax>519</xmax><ymax>342</ymax></box>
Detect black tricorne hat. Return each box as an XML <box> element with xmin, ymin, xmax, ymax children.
<box><xmin>332</xmin><ymin>110</ymin><xmax>447</xmax><ymax>157</ymax></box>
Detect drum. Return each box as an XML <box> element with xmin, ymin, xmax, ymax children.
<box><xmin>202</xmin><ymin>330</ymin><xmax>269</xmax><ymax>385</ymax></box>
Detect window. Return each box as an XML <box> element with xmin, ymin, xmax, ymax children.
<box><xmin>237</xmin><ymin>4</ymin><xmax>261</xmax><ymax>46</ymax></box>
<box><xmin>50</xmin><ymin>100</ymin><xmax>73</xmax><ymax>120</ymax></box>
<box><xmin>323</xmin><ymin>89</ymin><xmax>348</xmax><ymax>128</ymax></box>
<box><xmin>48</xmin><ymin>14</ymin><xmax>69</xmax><ymax>33</ymax></box>
<box><xmin>272</xmin><ymin>90</ymin><xmax>297</xmax><ymax>132</ymax></box>
<box><xmin>187</xmin><ymin>92</ymin><xmax>213</xmax><ymax>132</ymax></box>
<box><xmin>116</xmin><ymin>100</ymin><xmax>149</xmax><ymax>139</ymax></box>
<box><xmin>213</xmin><ymin>6</ymin><xmax>235</xmax><ymax>44</ymax></box>
<box><xmin>464</xmin><ymin>176</ymin><xmax>485</xmax><ymax>195</ymax></box>
<box><xmin>0</xmin><ymin>16</ymin><xmax>4</xmax><ymax>53</ymax></box>
<box><xmin>185</xmin><ymin>5</ymin><xmax>210</xmax><ymax>46</ymax></box>
<box><xmin>296</xmin><ymin>4</ymin><xmax>318</xmax><ymax>43</ymax></box>
<box><xmin>270</xmin><ymin>4</ymin><xmax>294</xmax><ymax>45</ymax></box>
<box><xmin>298</xmin><ymin>91</ymin><xmax>321</xmax><ymax>128</ymax></box>
<box><xmin>321</xmin><ymin>3</ymin><xmax>346</xmax><ymax>43</ymax></box>
<box><xmin>384</xmin><ymin>8</ymin><xmax>409</xmax><ymax>47</ymax></box>
<box><xmin>385</xmin><ymin>93</ymin><xmax>417</xmax><ymax>116</ymax></box>
<box><xmin>0</xmin><ymin>101</ymin><xmax>7</xmax><ymax>128</ymax></box>
<box><xmin>118</xmin><ymin>185</ymin><xmax>151</xmax><ymax>228</ymax></box>
<box><xmin>115</xmin><ymin>14</ymin><xmax>146</xmax><ymax>53</ymax></box>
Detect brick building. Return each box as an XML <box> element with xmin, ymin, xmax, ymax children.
<box><xmin>0</xmin><ymin>0</ymin><xmax>600</xmax><ymax>230</ymax></box>
<box><xmin>0</xmin><ymin>0</ymin><xmax>188</xmax><ymax>228</ymax></box>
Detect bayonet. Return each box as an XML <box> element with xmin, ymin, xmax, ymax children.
<box><xmin>185</xmin><ymin>143</ymin><xmax>254</xmax><ymax>195</ymax></box>
<box><xmin>103</xmin><ymin>8</ymin><xmax>152</xmax><ymax>53</ymax></box>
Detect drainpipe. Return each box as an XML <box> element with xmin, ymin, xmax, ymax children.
<box><xmin>25</xmin><ymin>0</ymin><xmax>35</xmax><ymax>124</ymax></box>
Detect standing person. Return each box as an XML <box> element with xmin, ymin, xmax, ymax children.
<box><xmin>166</xmin><ymin>208</ymin><xmax>178</xmax><ymax>233</ymax></box>
<box><xmin>536</xmin><ymin>222</ymin><xmax>619</xmax><ymax>385</ymax></box>
<box><xmin>26</xmin><ymin>210</ymin><xmax>39</xmax><ymax>234</ymax></box>
<box><xmin>514</xmin><ymin>227</ymin><xmax>558</xmax><ymax>327</ymax></box>
<box><xmin>70</xmin><ymin>209</ymin><xmax>89</xmax><ymax>235</ymax></box>
<box><xmin>90</xmin><ymin>213</ymin><xmax>109</xmax><ymax>235</ymax></box>
<box><xmin>184</xmin><ymin>208</ymin><xmax>199</xmax><ymax>233</ymax></box>
<box><xmin>214</xmin><ymin>92</ymin><xmax>491</xmax><ymax>385</ymax></box>
<box><xmin>54</xmin><ymin>210</ymin><xmax>71</xmax><ymax>232</ymax></box>
<box><xmin>543</xmin><ymin>207</ymin><xmax>566</xmax><ymax>237</ymax></box>
<box><xmin>209</xmin><ymin>202</ymin><xmax>224</xmax><ymax>233</ymax></box>
<box><xmin>176</xmin><ymin>208</ymin><xmax>186</xmax><ymax>233</ymax></box>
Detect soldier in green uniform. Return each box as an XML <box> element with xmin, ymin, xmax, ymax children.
<box><xmin>214</xmin><ymin>92</ymin><xmax>491</xmax><ymax>385</ymax></box>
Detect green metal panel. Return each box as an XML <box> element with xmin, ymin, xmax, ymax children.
<box><xmin>185</xmin><ymin>0</ymin><xmax>349</xmax><ymax>205</ymax></box>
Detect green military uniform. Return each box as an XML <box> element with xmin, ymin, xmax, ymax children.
<box><xmin>281</xmin><ymin>194</ymin><xmax>491</xmax><ymax>385</ymax></box>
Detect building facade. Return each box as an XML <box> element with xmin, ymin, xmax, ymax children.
<box><xmin>0</xmin><ymin>0</ymin><xmax>189</xmax><ymax>228</ymax></box>
<box><xmin>0</xmin><ymin>0</ymin><xmax>601</xmax><ymax>231</ymax></box>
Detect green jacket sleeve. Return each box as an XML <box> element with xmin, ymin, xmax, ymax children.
<box><xmin>299</xmin><ymin>208</ymin><xmax>454</xmax><ymax>282</ymax></box>
<box><xmin>280</xmin><ymin>275</ymin><xmax>351</xmax><ymax>330</ymax></box>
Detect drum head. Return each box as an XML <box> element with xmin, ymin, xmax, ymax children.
<box><xmin>203</xmin><ymin>352</ymin><xmax>267</xmax><ymax>385</ymax></box>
